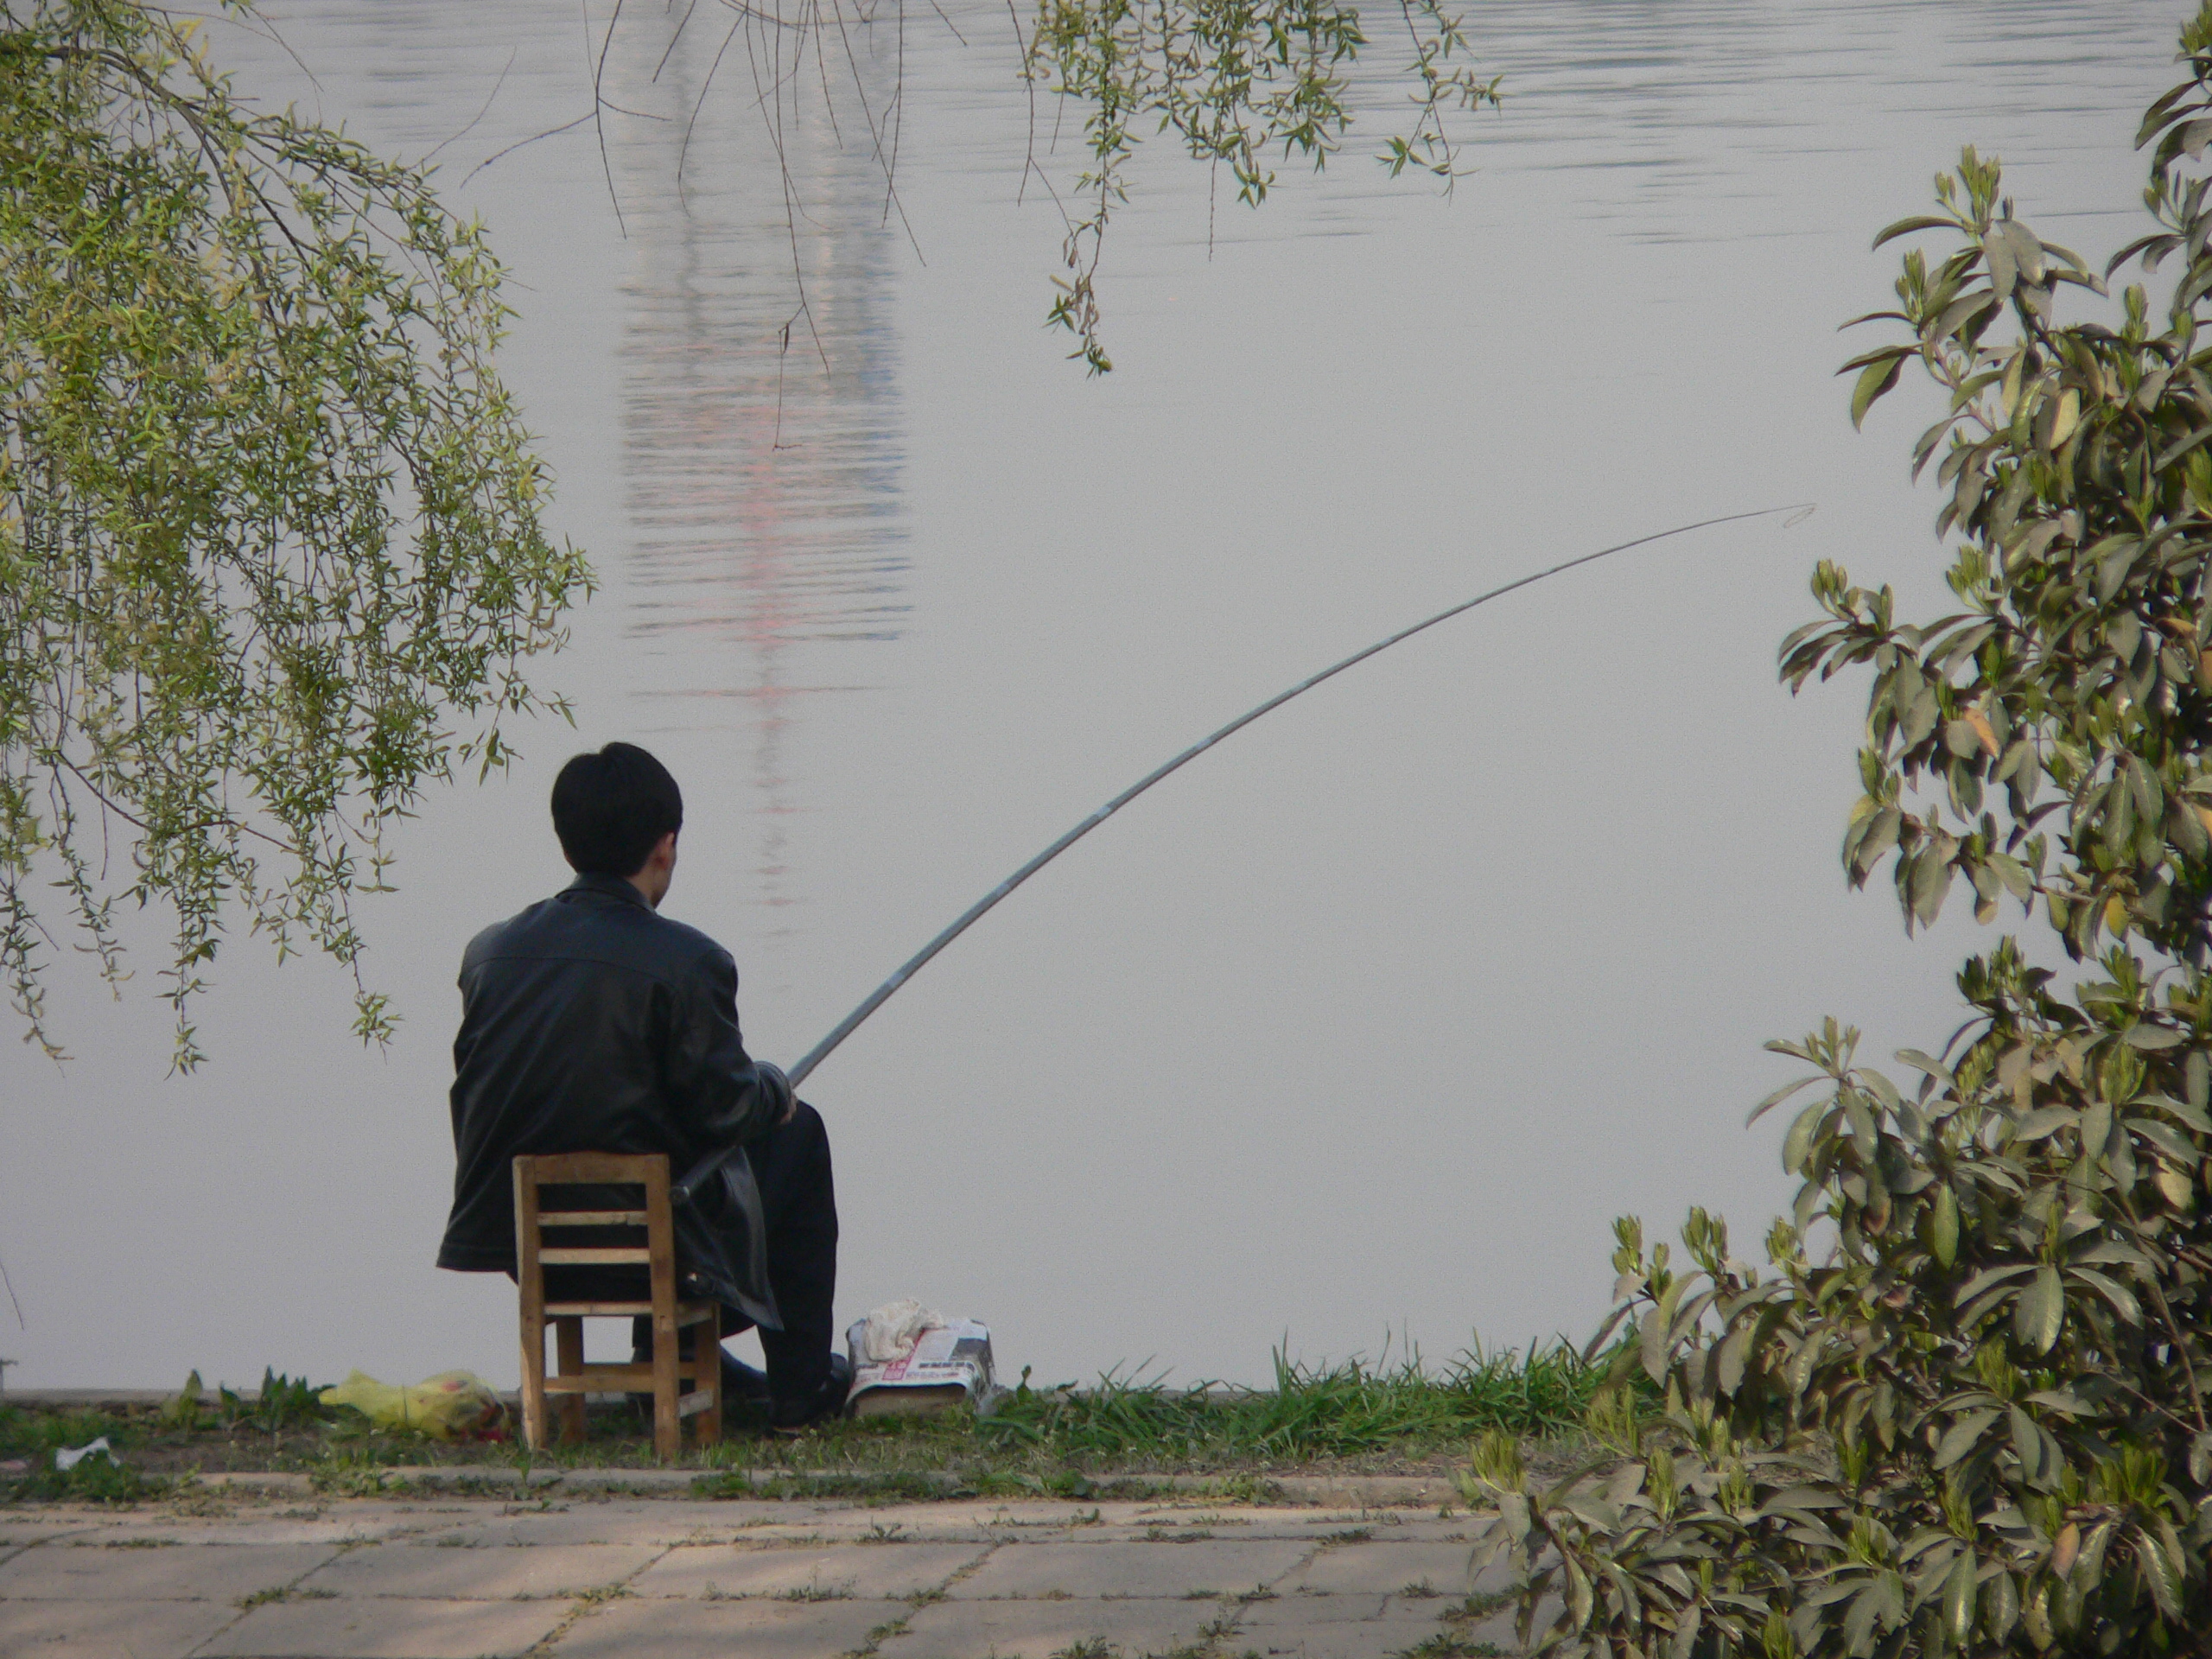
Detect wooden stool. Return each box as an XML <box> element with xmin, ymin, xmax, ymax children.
<box><xmin>512</xmin><ymin>1152</ymin><xmax>722</xmax><ymax>1460</ymax></box>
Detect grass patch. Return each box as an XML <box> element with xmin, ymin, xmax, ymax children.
<box><xmin>3</xmin><ymin>1338</ymin><xmax>1631</xmax><ymax>1503</ymax></box>
<box><xmin>981</xmin><ymin>1339</ymin><xmax>1621</xmax><ymax>1466</ymax></box>
<box><xmin>0</xmin><ymin>1437</ymin><xmax>156</xmax><ymax>1506</ymax></box>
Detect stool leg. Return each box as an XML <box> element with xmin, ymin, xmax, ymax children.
<box><xmin>651</xmin><ymin>1308</ymin><xmax>680</xmax><ymax>1461</ymax></box>
<box><xmin>519</xmin><ymin>1312</ymin><xmax>548</xmax><ymax>1452</ymax></box>
<box><xmin>555</xmin><ymin>1317</ymin><xmax>587</xmax><ymax>1444</ymax></box>
<box><xmin>697</xmin><ymin>1325</ymin><xmax>722</xmax><ymax>1450</ymax></box>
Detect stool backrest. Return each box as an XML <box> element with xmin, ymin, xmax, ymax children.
<box><xmin>512</xmin><ymin>1152</ymin><xmax>676</xmax><ymax>1317</ymax></box>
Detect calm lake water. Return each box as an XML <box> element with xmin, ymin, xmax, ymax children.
<box><xmin>0</xmin><ymin>1</ymin><xmax>2180</xmax><ymax>1389</ymax></box>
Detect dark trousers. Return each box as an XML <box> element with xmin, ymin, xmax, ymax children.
<box><xmin>632</xmin><ymin>1102</ymin><xmax>839</xmax><ymax>1406</ymax></box>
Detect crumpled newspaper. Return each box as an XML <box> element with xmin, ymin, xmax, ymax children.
<box><xmin>860</xmin><ymin>1298</ymin><xmax>948</xmax><ymax>1363</ymax></box>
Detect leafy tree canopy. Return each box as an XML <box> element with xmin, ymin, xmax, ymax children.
<box><xmin>1469</xmin><ymin>9</ymin><xmax>2212</xmax><ymax>1656</ymax></box>
<box><xmin>0</xmin><ymin>0</ymin><xmax>590</xmax><ymax>1067</ymax></box>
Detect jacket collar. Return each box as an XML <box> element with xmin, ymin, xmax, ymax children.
<box><xmin>562</xmin><ymin>871</ymin><xmax>652</xmax><ymax>911</ymax></box>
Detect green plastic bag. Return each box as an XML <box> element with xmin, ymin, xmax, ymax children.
<box><xmin>319</xmin><ymin>1370</ymin><xmax>506</xmax><ymax>1440</ymax></box>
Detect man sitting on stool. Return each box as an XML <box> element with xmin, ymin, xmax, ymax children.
<box><xmin>435</xmin><ymin>741</ymin><xmax>848</xmax><ymax>1432</ymax></box>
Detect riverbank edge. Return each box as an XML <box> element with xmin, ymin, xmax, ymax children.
<box><xmin>160</xmin><ymin>1466</ymin><xmax>1471</xmax><ymax>1505</ymax></box>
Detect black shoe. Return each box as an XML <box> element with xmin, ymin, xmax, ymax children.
<box><xmin>770</xmin><ymin>1351</ymin><xmax>852</xmax><ymax>1435</ymax></box>
<box><xmin>719</xmin><ymin>1351</ymin><xmax>772</xmax><ymax>1406</ymax></box>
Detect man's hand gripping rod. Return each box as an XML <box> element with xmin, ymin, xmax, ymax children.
<box><xmin>674</xmin><ymin>505</ymin><xmax>1811</xmax><ymax>1206</ymax></box>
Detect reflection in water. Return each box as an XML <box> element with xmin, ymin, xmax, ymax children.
<box><xmin>1301</xmin><ymin>0</ymin><xmax>2168</xmax><ymax>246</ymax></box>
<box><xmin>605</xmin><ymin>8</ymin><xmax>911</xmax><ymax>936</ymax></box>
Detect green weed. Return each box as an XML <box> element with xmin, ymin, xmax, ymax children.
<box><xmin>861</xmin><ymin>1612</ymin><xmax>913</xmax><ymax>1647</ymax></box>
<box><xmin>236</xmin><ymin>1586</ymin><xmax>336</xmax><ymax>1610</ymax></box>
<box><xmin>1395</xmin><ymin>1639</ymin><xmax>1504</xmax><ymax>1659</ymax></box>
<box><xmin>226</xmin><ymin>1370</ymin><xmax>331</xmax><ymax>1433</ymax></box>
<box><xmin>307</xmin><ymin>1446</ymin><xmax>410</xmax><ymax>1497</ymax></box>
<box><xmin>1446</xmin><ymin>1590</ymin><xmax>1515</xmax><ymax>1622</ymax></box>
<box><xmin>777</xmin><ymin>1580</ymin><xmax>855</xmax><ymax>1600</ymax></box>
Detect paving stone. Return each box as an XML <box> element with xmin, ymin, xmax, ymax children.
<box><xmin>632</xmin><ymin>1540</ymin><xmax>989</xmax><ymax>1599</ymax></box>
<box><xmin>0</xmin><ymin>1541</ymin><xmax>340</xmax><ymax>1600</ymax></box>
<box><xmin>405</xmin><ymin>1500</ymin><xmax>798</xmax><ymax>1547</ymax></box>
<box><xmin>298</xmin><ymin>1541</ymin><xmax>663</xmax><ymax>1599</ymax></box>
<box><xmin>886</xmin><ymin>1595</ymin><xmax>1220</xmax><ymax>1659</ymax></box>
<box><xmin>953</xmin><ymin>1538</ymin><xmax>1314</xmax><ymax>1601</ymax></box>
<box><xmin>1278</xmin><ymin>1541</ymin><xmax>1500</xmax><ymax>1599</ymax></box>
<box><xmin>1230</xmin><ymin>1603</ymin><xmax>1458</xmax><ymax>1659</ymax></box>
<box><xmin>1243</xmin><ymin>1592</ymin><xmax>1395</xmax><ymax>1623</ymax></box>
<box><xmin>200</xmin><ymin>1594</ymin><xmax>573</xmax><ymax>1657</ymax></box>
<box><xmin>1080</xmin><ymin>1514</ymin><xmax>1459</xmax><ymax>1547</ymax></box>
<box><xmin>1096</xmin><ymin>1516</ymin><xmax>1423</xmax><ymax>1545</ymax></box>
<box><xmin>78</xmin><ymin>1508</ymin><xmax>432</xmax><ymax>1548</ymax></box>
<box><xmin>798</xmin><ymin>1502</ymin><xmax>1086</xmax><ymax>1537</ymax></box>
<box><xmin>1265</xmin><ymin>1478</ymin><xmax>1462</xmax><ymax>1508</ymax></box>
<box><xmin>1301</xmin><ymin>1518</ymin><xmax>1484</xmax><ymax>1545</ymax></box>
<box><xmin>0</xmin><ymin>1596</ymin><xmax>238</xmax><ymax>1659</ymax></box>
<box><xmin>546</xmin><ymin>1594</ymin><xmax>906</xmax><ymax>1657</ymax></box>
<box><xmin>0</xmin><ymin>1514</ymin><xmax>135</xmax><ymax>1548</ymax></box>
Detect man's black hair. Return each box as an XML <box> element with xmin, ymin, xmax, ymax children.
<box><xmin>550</xmin><ymin>743</ymin><xmax>684</xmax><ymax>877</ymax></box>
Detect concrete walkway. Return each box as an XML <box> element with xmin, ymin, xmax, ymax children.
<box><xmin>0</xmin><ymin>1491</ymin><xmax>1529</xmax><ymax>1658</ymax></box>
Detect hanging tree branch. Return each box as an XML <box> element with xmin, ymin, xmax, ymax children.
<box><xmin>0</xmin><ymin>0</ymin><xmax>593</xmax><ymax>1066</ymax></box>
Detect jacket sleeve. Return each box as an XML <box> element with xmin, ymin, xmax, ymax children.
<box><xmin>663</xmin><ymin>944</ymin><xmax>787</xmax><ymax>1147</ymax></box>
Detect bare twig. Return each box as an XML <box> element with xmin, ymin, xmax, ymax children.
<box><xmin>590</xmin><ymin>0</ymin><xmax>631</xmax><ymax>234</ymax></box>
<box><xmin>425</xmin><ymin>47</ymin><xmax>518</xmax><ymax>166</ymax></box>
<box><xmin>462</xmin><ymin>110</ymin><xmax>598</xmax><ymax>187</ymax></box>
<box><xmin>654</xmin><ymin>0</ymin><xmax>702</xmax><ymax>79</ymax></box>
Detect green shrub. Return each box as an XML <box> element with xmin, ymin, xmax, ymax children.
<box><xmin>1470</xmin><ymin>10</ymin><xmax>2212</xmax><ymax>1656</ymax></box>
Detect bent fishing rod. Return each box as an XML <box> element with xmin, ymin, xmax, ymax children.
<box><xmin>675</xmin><ymin>502</ymin><xmax>1812</xmax><ymax>1205</ymax></box>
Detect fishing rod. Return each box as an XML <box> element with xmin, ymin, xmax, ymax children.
<box><xmin>675</xmin><ymin>502</ymin><xmax>1811</xmax><ymax>1205</ymax></box>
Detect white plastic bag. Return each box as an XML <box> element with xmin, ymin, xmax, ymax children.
<box><xmin>861</xmin><ymin>1298</ymin><xmax>947</xmax><ymax>1362</ymax></box>
<box><xmin>319</xmin><ymin>1370</ymin><xmax>506</xmax><ymax>1440</ymax></box>
<box><xmin>54</xmin><ymin>1437</ymin><xmax>115</xmax><ymax>1471</ymax></box>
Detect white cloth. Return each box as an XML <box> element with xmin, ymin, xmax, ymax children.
<box><xmin>860</xmin><ymin>1297</ymin><xmax>948</xmax><ymax>1363</ymax></box>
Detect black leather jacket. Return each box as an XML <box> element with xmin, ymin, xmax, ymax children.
<box><xmin>436</xmin><ymin>873</ymin><xmax>791</xmax><ymax>1326</ymax></box>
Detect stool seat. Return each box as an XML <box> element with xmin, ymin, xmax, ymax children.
<box><xmin>512</xmin><ymin>1152</ymin><xmax>722</xmax><ymax>1459</ymax></box>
